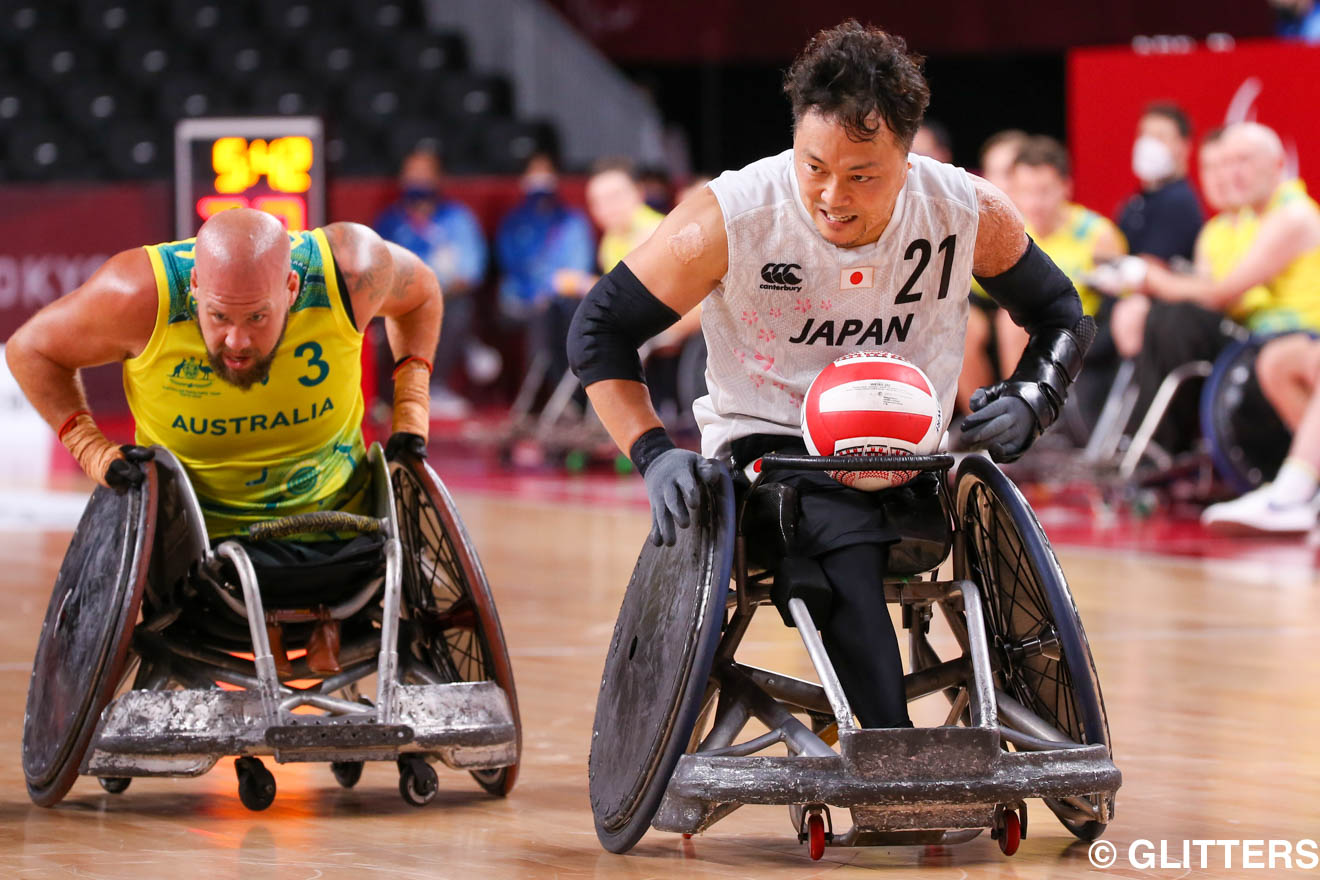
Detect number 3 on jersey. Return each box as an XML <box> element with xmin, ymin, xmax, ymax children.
<box><xmin>296</xmin><ymin>341</ymin><xmax>329</xmax><ymax>386</ymax></box>
<box><xmin>895</xmin><ymin>235</ymin><xmax>957</xmax><ymax>304</ymax></box>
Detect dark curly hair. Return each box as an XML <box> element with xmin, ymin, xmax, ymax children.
<box><xmin>784</xmin><ymin>20</ymin><xmax>930</xmax><ymax>148</ymax></box>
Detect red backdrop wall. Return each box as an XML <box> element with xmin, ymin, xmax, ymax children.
<box><xmin>1068</xmin><ymin>39</ymin><xmax>1320</xmax><ymax>221</ymax></box>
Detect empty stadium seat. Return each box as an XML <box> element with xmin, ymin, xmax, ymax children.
<box><xmin>298</xmin><ymin>30</ymin><xmax>374</xmax><ymax>83</ymax></box>
<box><xmin>343</xmin><ymin>73</ymin><xmax>417</xmax><ymax>130</ymax></box>
<box><xmin>104</xmin><ymin>122</ymin><xmax>168</xmax><ymax>178</ymax></box>
<box><xmin>60</xmin><ymin>79</ymin><xmax>143</xmax><ymax>133</ymax></box>
<box><xmin>326</xmin><ymin>128</ymin><xmax>390</xmax><ymax>176</ymax></box>
<box><xmin>155</xmin><ymin>74</ymin><xmax>234</xmax><ymax>120</ymax></box>
<box><xmin>7</xmin><ymin>123</ymin><xmax>95</xmax><ymax>180</ymax></box>
<box><xmin>0</xmin><ymin>1</ymin><xmax>73</xmax><ymax>47</ymax></box>
<box><xmin>248</xmin><ymin>73</ymin><xmax>329</xmax><ymax>117</ymax></box>
<box><xmin>348</xmin><ymin>0</ymin><xmax>425</xmax><ymax>37</ymax></box>
<box><xmin>208</xmin><ymin>31</ymin><xmax>283</xmax><ymax>85</ymax></box>
<box><xmin>0</xmin><ymin>80</ymin><xmax>49</xmax><ymax>134</ymax></box>
<box><xmin>25</xmin><ymin>32</ymin><xmax>101</xmax><ymax>84</ymax></box>
<box><xmin>169</xmin><ymin>0</ymin><xmax>248</xmax><ymax>40</ymax></box>
<box><xmin>116</xmin><ymin>31</ymin><xmax>191</xmax><ymax>86</ymax></box>
<box><xmin>479</xmin><ymin>119</ymin><xmax>559</xmax><ymax>174</ymax></box>
<box><xmin>258</xmin><ymin>0</ymin><xmax>332</xmax><ymax>35</ymax></box>
<box><xmin>384</xmin><ymin>118</ymin><xmax>456</xmax><ymax>168</ymax></box>
<box><xmin>77</xmin><ymin>0</ymin><xmax>163</xmax><ymax>43</ymax></box>
<box><xmin>430</xmin><ymin>74</ymin><xmax>514</xmax><ymax>120</ymax></box>
<box><xmin>391</xmin><ymin>32</ymin><xmax>468</xmax><ymax>75</ymax></box>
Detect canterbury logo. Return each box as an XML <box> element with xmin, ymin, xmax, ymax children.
<box><xmin>759</xmin><ymin>262</ymin><xmax>803</xmax><ymax>289</ymax></box>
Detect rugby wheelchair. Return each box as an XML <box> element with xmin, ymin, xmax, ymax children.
<box><xmin>589</xmin><ymin>452</ymin><xmax>1119</xmax><ymax>859</ymax></box>
<box><xmin>22</xmin><ymin>443</ymin><xmax>520</xmax><ymax>811</ymax></box>
<box><xmin>1079</xmin><ymin>335</ymin><xmax>1293</xmax><ymax>495</ymax></box>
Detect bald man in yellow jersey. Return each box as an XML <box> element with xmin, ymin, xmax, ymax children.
<box><xmin>5</xmin><ymin>208</ymin><xmax>441</xmax><ymax>675</ymax></box>
<box><xmin>1108</xmin><ymin>122</ymin><xmax>1320</xmax><ymax>454</ymax></box>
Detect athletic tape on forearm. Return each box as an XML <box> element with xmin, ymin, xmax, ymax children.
<box><xmin>59</xmin><ymin>412</ymin><xmax>120</xmax><ymax>488</ymax></box>
<box><xmin>568</xmin><ymin>262</ymin><xmax>681</xmax><ymax>387</ymax></box>
<box><xmin>391</xmin><ymin>361</ymin><xmax>431</xmax><ymax>439</ymax></box>
<box><xmin>974</xmin><ymin>238</ymin><xmax>1083</xmax><ymax>335</ymax></box>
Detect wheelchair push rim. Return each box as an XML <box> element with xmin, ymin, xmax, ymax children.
<box><xmin>953</xmin><ymin>454</ymin><xmax>1113</xmax><ymax>840</ymax></box>
<box><xmin>390</xmin><ymin>451</ymin><xmax>521</xmax><ymax>795</ymax></box>
<box><xmin>22</xmin><ymin>464</ymin><xmax>158</xmax><ymax>806</ymax></box>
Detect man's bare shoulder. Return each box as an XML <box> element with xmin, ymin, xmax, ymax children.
<box><xmin>970</xmin><ymin>175</ymin><xmax>1028</xmax><ymax>277</ymax></box>
<box><xmin>627</xmin><ymin>185</ymin><xmax>729</xmax><ymax>306</ymax></box>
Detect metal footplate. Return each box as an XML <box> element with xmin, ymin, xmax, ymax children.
<box><xmin>82</xmin><ymin>681</ymin><xmax>517</xmax><ymax>777</ymax></box>
<box><xmin>652</xmin><ymin>725</ymin><xmax>1120</xmax><ymax>838</ymax></box>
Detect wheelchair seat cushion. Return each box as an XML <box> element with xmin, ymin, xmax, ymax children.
<box><xmin>214</xmin><ymin>533</ymin><xmax>386</xmax><ymax>608</ymax></box>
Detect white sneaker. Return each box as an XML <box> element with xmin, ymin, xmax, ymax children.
<box><xmin>1202</xmin><ymin>484</ymin><xmax>1320</xmax><ymax>535</ymax></box>
<box><xmin>429</xmin><ymin>387</ymin><xmax>471</xmax><ymax>419</ymax></box>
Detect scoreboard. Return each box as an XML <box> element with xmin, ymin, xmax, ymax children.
<box><xmin>174</xmin><ymin>117</ymin><xmax>325</xmax><ymax>239</ymax></box>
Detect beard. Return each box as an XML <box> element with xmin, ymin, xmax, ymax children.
<box><xmin>203</xmin><ymin>315</ymin><xmax>288</xmax><ymax>391</ymax></box>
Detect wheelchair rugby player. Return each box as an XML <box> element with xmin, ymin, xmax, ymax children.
<box><xmin>7</xmin><ymin>207</ymin><xmax>520</xmax><ymax>809</ymax></box>
<box><xmin>568</xmin><ymin>21</ymin><xmax>1118</xmax><ymax>858</ymax></box>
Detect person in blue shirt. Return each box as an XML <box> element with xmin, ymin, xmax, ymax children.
<box><xmin>495</xmin><ymin>152</ymin><xmax>596</xmax><ymax>400</ymax></box>
<box><xmin>1274</xmin><ymin>0</ymin><xmax>1320</xmax><ymax>41</ymax></box>
<box><xmin>1116</xmin><ymin>103</ymin><xmax>1204</xmax><ymax>264</ymax></box>
<box><xmin>375</xmin><ymin>148</ymin><xmax>490</xmax><ymax>416</ymax></box>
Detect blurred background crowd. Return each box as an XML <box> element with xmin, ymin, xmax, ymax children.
<box><xmin>6</xmin><ymin>0</ymin><xmax>1320</xmax><ymax>534</ymax></box>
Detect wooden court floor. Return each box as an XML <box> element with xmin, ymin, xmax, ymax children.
<box><xmin>2</xmin><ymin>485</ymin><xmax>1319</xmax><ymax>879</ymax></box>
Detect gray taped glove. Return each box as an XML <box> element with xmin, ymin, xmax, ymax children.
<box><xmin>643</xmin><ymin>448</ymin><xmax>722</xmax><ymax>546</ymax></box>
<box><xmin>960</xmin><ymin>386</ymin><xmax>1036</xmax><ymax>462</ymax></box>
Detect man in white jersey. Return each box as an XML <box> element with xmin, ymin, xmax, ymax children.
<box><xmin>568</xmin><ymin>21</ymin><xmax>1092</xmax><ymax>728</ymax></box>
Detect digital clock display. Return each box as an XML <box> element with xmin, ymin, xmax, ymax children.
<box><xmin>174</xmin><ymin>117</ymin><xmax>325</xmax><ymax>238</ymax></box>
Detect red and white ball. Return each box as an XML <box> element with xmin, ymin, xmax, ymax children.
<box><xmin>800</xmin><ymin>351</ymin><xmax>943</xmax><ymax>490</ymax></box>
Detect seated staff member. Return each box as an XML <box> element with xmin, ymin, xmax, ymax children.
<box><xmin>4</xmin><ymin>208</ymin><xmax>442</xmax><ymax>676</ymax></box>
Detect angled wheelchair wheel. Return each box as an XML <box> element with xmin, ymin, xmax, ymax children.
<box><xmin>390</xmin><ymin>451</ymin><xmax>521</xmax><ymax>796</ymax></box>
<box><xmin>1201</xmin><ymin>336</ymin><xmax>1293</xmax><ymax>495</ymax></box>
<box><xmin>22</xmin><ymin>466</ymin><xmax>159</xmax><ymax>806</ymax></box>
<box><xmin>588</xmin><ymin>465</ymin><xmax>734</xmax><ymax>854</ymax></box>
<box><xmin>953</xmin><ymin>455</ymin><xmax>1112</xmax><ymax>841</ymax></box>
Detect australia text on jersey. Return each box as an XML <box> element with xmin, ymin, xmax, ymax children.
<box><xmin>168</xmin><ymin>396</ymin><xmax>336</xmax><ymax>435</ymax></box>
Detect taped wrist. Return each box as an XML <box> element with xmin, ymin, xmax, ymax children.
<box><xmin>392</xmin><ymin>359</ymin><xmax>431</xmax><ymax>440</ymax></box>
<box><xmin>629</xmin><ymin>427</ymin><xmax>676</xmax><ymax>477</ymax></box>
<box><xmin>974</xmin><ymin>238</ymin><xmax>1083</xmax><ymax>335</ymax></box>
<box><xmin>567</xmin><ymin>262</ymin><xmax>680</xmax><ymax>387</ymax></box>
<box><xmin>59</xmin><ymin>412</ymin><xmax>120</xmax><ymax>488</ymax></box>
<box><xmin>999</xmin><ymin>316</ymin><xmax>1096</xmax><ymax>431</ymax></box>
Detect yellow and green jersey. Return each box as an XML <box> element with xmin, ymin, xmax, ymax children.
<box><xmin>1200</xmin><ymin>208</ymin><xmax>1271</xmax><ymax>324</ymax></box>
<box><xmin>598</xmin><ymin>204</ymin><xmax>665</xmax><ymax>274</ymax></box>
<box><xmin>1028</xmin><ymin>203</ymin><xmax>1127</xmax><ymax>317</ymax></box>
<box><xmin>1251</xmin><ymin>180</ymin><xmax>1320</xmax><ymax>333</ymax></box>
<box><xmin>124</xmin><ymin>228</ymin><xmax>369</xmax><ymax>539</ymax></box>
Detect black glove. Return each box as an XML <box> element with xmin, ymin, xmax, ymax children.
<box><xmin>105</xmin><ymin>445</ymin><xmax>154</xmax><ymax>493</ymax></box>
<box><xmin>642</xmin><ymin>448</ymin><xmax>722</xmax><ymax>547</ymax></box>
<box><xmin>960</xmin><ymin>387</ymin><xmax>1036</xmax><ymax>463</ymax></box>
<box><xmin>385</xmin><ymin>432</ymin><xmax>428</xmax><ymax>461</ymax></box>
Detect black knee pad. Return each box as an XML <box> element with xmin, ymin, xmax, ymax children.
<box><xmin>771</xmin><ymin>555</ymin><xmax>832</xmax><ymax>628</ymax></box>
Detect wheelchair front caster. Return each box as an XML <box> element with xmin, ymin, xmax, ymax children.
<box><xmin>398</xmin><ymin>756</ymin><xmax>437</xmax><ymax>807</ymax></box>
<box><xmin>993</xmin><ymin>805</ymin><xmax>1022</xmax><ymax>856</ymax></box>
<box><xmin>235</xmin><ymin>757</ymin><xmax>276</xmax><ymax>811</ymax></box>
<box><xmin>330</xmin><ymin>761</ymin><xmax>363</xmax><ymax>789</ymax></box>
<box><xmin>797</xmin><ymin>805</ymin><xmax>832</xmax><ymax>861</ymax></box>
<box><xmin>98</xmin><ymin>776</ymin><xmax>130</xmax><ymax>794</ymax></box>
<box><xmin>806</xmin><ymin>814</ymin><xmax>826</xmax><ymax>860</ymax></box>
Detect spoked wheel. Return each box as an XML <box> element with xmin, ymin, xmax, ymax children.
<box><xmin>390</xmin><ymin>452</ymin><xmax>520</xmax><ymax>795</ymax></box>
<box><xmin>954</xmin><ymin>455</ymin><xmax>1113</xmax><ymax>841</ymax></box>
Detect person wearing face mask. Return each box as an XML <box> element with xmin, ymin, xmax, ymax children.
<box><xmin>1103</xmin><ymin>122</ymin><xmax>1320</xmax><ymax>457</ymax></box>
<box><xmin>1116</xmin><ymin>103</ymin><xmax>1204</xmax><ymax>263</ymax></box>
<box><xmin>374</xmin><ymin>147</ymin><xmax>489</xmax><ymax>417</ymax></box>
<box><xmin>495</xmin><ymin>151</ymin><xmax>596</xmax><ymax>401</ymax></box>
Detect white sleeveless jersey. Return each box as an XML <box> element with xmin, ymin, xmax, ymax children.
<box><xmin>695</xmin><ymin>149</ymin><xmax>980</xmax><ymax>459</ymax></box>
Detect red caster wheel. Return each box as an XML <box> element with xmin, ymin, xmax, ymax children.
<box><xmin>807</xmin><ymin>813</ymin><xmax>826</xmax><ymax>861</ymax></box>
<box><xmin>996</xmin><ymin>809</ymin><xmax>1021</xmax><ymax>856</ymax></box>
<box><xmin>681</xmin><ymin>833</ymin><xmax>692</xmax><ymax>839</ymax></box>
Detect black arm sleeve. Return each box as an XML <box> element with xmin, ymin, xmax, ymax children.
<box><xmin>974</xmin><ymin>238</ymin><xmax>1083</xmax><ymax>336</ymax></box>
<box><xmin>567</xmin><ymin>262</ymin><xmax>681</xmax><ymax>387</ymax></box>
